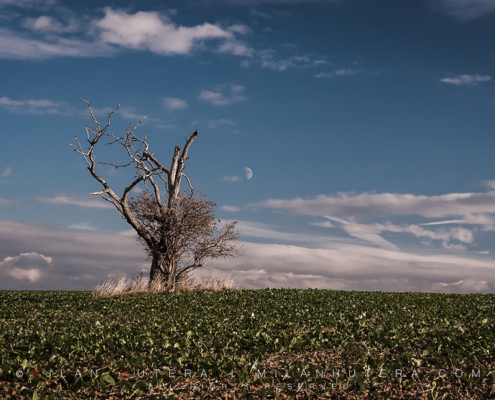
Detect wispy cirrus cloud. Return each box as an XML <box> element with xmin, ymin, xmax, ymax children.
<box><xmin>222</xmin><ymin>205</ymin><xmax>241</xmax><ymax>212</ymax></box>
<box><xmin>243</xmin><ymin>49</ymin><xmax>330</xmax><ymax>71</ymax></box>
<box><xmin>441</xmin><ymin>74</ymin><xmax>491</xmax><ymax>85</ymax></box>
<box><xmin>249</xmin><ymin>190</ymin><xmax>495</xmax><ymax>220</ymax></box>
<box><xmin>0</xmin><ymin>27</ymin><xmax>114</xmax><ymax>60</ymax></box>
<box><xmin>0</xmin><ymin>96</ymin><xmax>73</xmax><ymax>114</ymax></box>
<box><xmin>235</xmin><ymin>220</ymin><xmax>341</xmax><ymax>246</ymax></box>
<box><xmin>419</xmin><ymin>213</ymin><xmax>495</xmax><ymax>227</ymax></box>
<box><xmin>434</xmin><ymin>0</ymin><xmax>495</xmax><ymax>21</ymax></box>
<box><xmin>318</xmin><ymin>218</ymin><xmax>475</xmax><ymax>250</ymax></box>
<box><xmin>0</xmin><ymin>0</ymin><xmax>56</xmax><ymax>7</ymax></box>
<box><xmin>208</xmin><ymin>118</ymin><xmax>237</xmax><ymax>128</ymax></box>
<box><xmin>316</xmin><ymin>67</ymin><xmax>365</xmax><ymax>78</ymax></box>
<box><xmin>248</xmin><ymin>188</ymin><xmax>495</xmax><ymax>251</ymax></box>
<box><xmin>67</xmin><ymin>222</ymin><xmax>97</xmax><ymax>231</ymax></box>
<box><xmin>2</xmin><ymin>166</ymin><xmax>12</xmax><ymax>177</ymax></box>
<box><xmin>222</xmin><ymin>176</ymin><xmax>242</xmax><ymax>182</ymax></box>
<box><xmin>198</xmin><ymin>84</ymin><xmax>247</xmax><ymax>106</ymax></box>
<box><xmin>37</xmin><ymin>195</ymin><xmax>114</xmax><ymax>209</ymax></box>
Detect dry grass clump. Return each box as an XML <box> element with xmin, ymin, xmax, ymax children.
<box><xmin>175</xmin><ymin>274</ymin><xmax>238</xmax><ymax>294</ymax></box>
<box><xmin>92</xmin><ymin>272</ymin><xmax>237</xmax><ymax>299</ymax></box>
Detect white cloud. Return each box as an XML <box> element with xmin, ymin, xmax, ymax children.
<box><xmin>329</xmin><ymin>220</ymin><xmax>474</xmax><ymax>250</ymax></box>
<box><xmin>419</xmin><ymin>214</ymin><xmax>495</xmax><ymax>226</ymax></box>
<box><xmin>2</xmin><ymin>166</ymin><xmax>11</xmax><ymax>177</ymax></box>
<box><xmin>119</xmin><ymin>108</ymin><xmax>146</xmax><ymax>120</ymax></box>
<box><xmin>227</xmin><ymin>24</ymin><xmax>252</xmax><ymax>34</ymax></box>
<box><xmin>23</xmin><ymin>15</ymin><xmax>80</xmax><ymax>33</ymax></box>
<box><xmin>94</xmin><ymin>8</ymin><xmax>251</xmax><ymax>57</ymax></box>
<box><xmin>208</xmin><ymin>118</ymin><xmax>237</xmax><ymax>128</ymax></box>
<box><xmin>222</xmin><ymin>176</ymin><xmax>241</xmax><ymax>182</ymax></box>
<box><xmin>0</xmin><ymin>0</ymin><xmax>56</xmax><ymax>7</ymax></box>
<box><xmin>0</xmin><ymin>252</ymin><xmax>51</xmax><ymax>283</ymax></box>
<box><xmin>419</xmin><ymin>219</ymin><xmax>469</xmax><ymax>226</ymax></box>
<box><xmin>0</xmin><ymin>96</ymin><xmax>72</xmax><ymax>114</ymax></box>
<box><xmin>441</xmin><ymin>74</ymin><xmax>491</xmax><ymax>85</ymax></box>
<box><xmin>89</xmin><ymin>106</ymin><xmax>116</xmax><ymax>116</ymax></box>
<box><xmin>322</xmin><ymin>215</ymin><xmax>352</xmax><ymax>225</ymax></box>
<box><xmin>237</xmin><ymin>221</ymin><xmax>359</xmax><ymax>248</ymax></box>
<box><xmin>435</xmin><ymin>0</ymin><xmax>495</xmax><ymax>21</ymax></box>
<box><xmin>163</xmin><ymin>97</ymin><xmax>188</xmax><ymax>111</ymax></box>
<box><xmin>38</xmin><ymin>195</ymin><xmax>115</xmax><ymax>209</ymax></box>
<box><xmin>0</xmin><ymin>220</ymin><xmax>148</xmax><ymax>290</ymax></box>
<box><xmin>443</xmin><ymin>242</ymin><xmax>465</xmax><ymax>250</ymax></box>
<box><xmin>217</xmin><ymin>39</ymin><xmax>254</xmax><ymax>56</ymax></box>
<box><xmin>316</xmin><ymin>67</ymin><xmax>365</xmax><ymax>78</ymax></box>
<box><xmin>249</xmin><ymin>190</ymin><xmax>495</xmax><ymax>220</ymax></box>
<box><xmin>203</xmin><ymin>240</ymin><xmax>495</xmax><ymax>293</ymax></box>
<box><xmin>338</xmin><ymin>223</ymin><xmax>400</xmax><ymax>250</ymax></box>
<box><xmin>198</xmin><ymin>84</ymin><xmax>247</xmax><ymax>106</ymax></box>
<box><xmin>0</xmin><ymin>27</ymin><xmax>114</xmax><ymax>60</ymax></box>
<box><xmin>483</xmin><ymin>179</ymin><xmax>495</xmax><ymax>190</ymax></box>
<box><xmin>311</xmin><ymin>221</ymin><xmax>335</xmax><ymax>228</ymax></box>
<box><xmin>222</xmin><ymin>205</ymin><xmax>241</xmax><ymax>212</ymax></box>
<box><xmin>157</xmin><ymin>124</ymin><xmax>177</xmax><ymax>130</ymax></box>
<box><xmin>95</xmin><ymin>8</ymin><xmax>227</xmax><ymax>55</ymax></box>
<box><xmin>0</xmin><ymin>199</ymin><xmax>11</xmax><ymax>206</ymax></box>
<box><xmin>67</xmin><ymin>222</ymin><xmax>97</xmax><ymax>231</ymax></box>
<box><xmin>250</xmin><ymin>189</ymin><xmax>493</xmax><ymax>252</ymax></box>
<box><xmin>254</xmin><ymin>50</ymin><xmax>330</xmax><ymax>71</ymax></box>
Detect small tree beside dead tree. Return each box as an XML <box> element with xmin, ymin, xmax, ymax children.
<box><xmin>70</xmin><ymin>99</ymin><xmax>243</xmax><ymax>292</ymax></box>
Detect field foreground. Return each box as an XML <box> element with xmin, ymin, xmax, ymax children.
<box><xmin>0</xmin><ymin>289</ymin><xmax>494</xmax><ymax>399</ymax></box>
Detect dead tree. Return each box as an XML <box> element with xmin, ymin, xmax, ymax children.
<box><xmin>70</xmin><ymin>99</ymin><xmax>243</xmax><ymax>292</ymax></box>
<box><xmin>128</xmin><ymin>190</ymin><xmax>241</xmax><ymax>289</ymax></box>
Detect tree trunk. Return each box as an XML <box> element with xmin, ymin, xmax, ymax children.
<box><xmin>149</xmin><ymin>252</ymin><xmax>179</xmax><ymax>292</ymax></box>
<box><xmin>165</xmin><ymin>258</ymin><xmax>178</xmax><ymax>292</ymax></box>
<box><xmin>149</xmin><ymin>252</ymin><xmax>167</xmax><ymax>291</ymax></box>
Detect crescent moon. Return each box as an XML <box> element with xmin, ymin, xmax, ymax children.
<box><xmin>245</xmin><ymin>167</ymin><xmax>253</xmax><ymax>180</ymax></box>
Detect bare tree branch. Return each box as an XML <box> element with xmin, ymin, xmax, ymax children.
<box><xmin>182</xmin><ymin>173</ymin><xmax>193</xmax><ymax>194</ymax></box>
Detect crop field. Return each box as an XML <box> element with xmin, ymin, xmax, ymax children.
<box><xmin>0</xmin><ymin>289</ymin><xmax>494</xmax><ymax>399</ymax></box>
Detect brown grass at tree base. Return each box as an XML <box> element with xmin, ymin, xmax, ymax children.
<box><xmin>91</xmin><ymin>272</ymin><xmax>238</xmax><ymax>299</ymax></box>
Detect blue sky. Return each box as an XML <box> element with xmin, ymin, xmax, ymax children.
<box><xmin>1</xmin><ymin>0</ymin><xmax>495</xmax><ymax>293</ymax></box>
